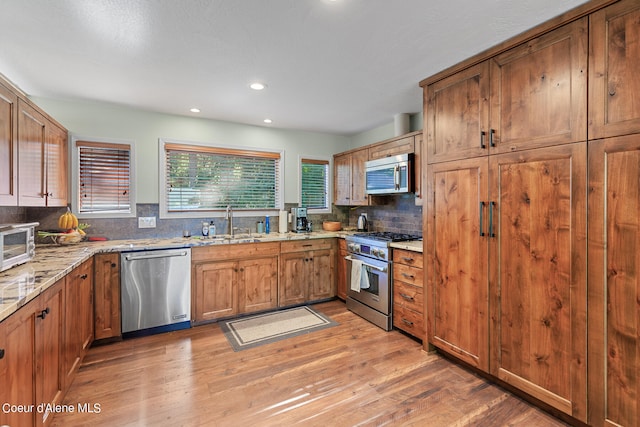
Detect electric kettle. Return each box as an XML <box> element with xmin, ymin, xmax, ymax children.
<box><xmin>357</xmin><ymin>214</ymin><xmax>368</xmax><ymax>232</ymax></box>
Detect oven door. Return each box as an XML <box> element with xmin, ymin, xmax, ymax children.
<box><xmin>345</xmin><ymin>253</ymin><xmax>390</xmax><ymax>315</ymax></box>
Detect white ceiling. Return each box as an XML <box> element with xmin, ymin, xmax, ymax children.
<box><xmin>0</xmin><ymin>0</ymin><xmax>589</xmax><ymax>136</ymax></box>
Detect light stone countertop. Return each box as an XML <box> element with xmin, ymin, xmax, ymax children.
<box><xmin>390</xmin><ymin>240</ymin><xmax>423</xmax><ymax>253</ymax></box>
<box><xmin>0</xmin><ymin>230</ymin><xmax>355</xmax><ymax>323</ymax></box>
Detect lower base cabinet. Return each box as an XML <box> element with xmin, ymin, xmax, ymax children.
<box><xmin>392</xmin><ymin>248</ymin><xmax>424</xmax><ymax>339</ymax></box>
<box><xmin>93</xmin><ymin>253</ymin><xmax>121</xmax><ymax>340</ymax></box>
<box><xmin>336</xmin><ymin>239</ymin><xmax>347</xmax><ymax>300</ymax></box>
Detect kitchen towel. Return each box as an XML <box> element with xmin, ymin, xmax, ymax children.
<box><xmin>279</xmin><ymin>210</ymin><xmax>288</xmax><ymax>233</ymax></box>
<box><xmin>349</xmin><ymin>258</ymin><xmax>370</xmax><ymax>292</ymax></box>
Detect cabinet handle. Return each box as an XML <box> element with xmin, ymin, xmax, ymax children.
<box><xmin>479</xmin><ymin>201</ymin><xmax>485</xmax><ymax>236</ymax></box>
<box><xmin>80</xmin><ymin>274</ymin><xmax>88</xmax><ymax>280</ymax></box>
<box><xmin>37</xmin><ymin>307</ymin><xmax>50</xmax><ymax>319</ymax></box>
<box><xmin>489</xmin><ymin>129</ymin><xmax>496</xmax><ymax>147</ymax></box>
<box><xmin>402</xmin><ymin>318</ymin><xmax>414</xmax><ymax>326</ymax></box>
<box><xmin>0</xmin><ymin>348</ymin><xmax>5</xmax><ymax>359</ymax></box>
<box><xmin>401</xmin><ymin>273</ymin><xmax>415</xmax><ymax>279</ymax></box>
<box><xmin>399</xmin><ymin>293</ymin><xmax>414</xmax><ymax>301</ymax></box>
<box><xmin>401</xmin><ymin>257</ymin><xmax>414</xmax><ymax>263</ymax></box>
<box><xmin>480</xmin><ymin>131</ymin><xmax>486</xmax><ymax>149</ymax></box>
<box><xmin>489</xmin><ymin>201</ymin><xmax>496</xmax><ymax>238</ymax></box>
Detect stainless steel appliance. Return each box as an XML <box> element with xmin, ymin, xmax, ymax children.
<box><xmin>345</xmin><ymin>232</ymin><xmax>421</xmax><ymax>331</ymax></box>
<box><xmin>291</xmin><ymin>207</ymin><xmax>310</xmax><ymax>233</ymax></box>
<box><xmin>0</xmin><ymin>222</ymin><xmax>38</xmax><ymax>272</ymax></box>
<box><xmin>365</xmin><ymin>153</ymin><xmax>413</xmax><ymax>195</ymax></box>
<box><xmin>357</xmin><ymin>214</ymin><xmax>368</xmax><ymax>232</ymax></box>
<box><xmin>121</xmin><ymin>247</ymin><xmax>191</xmax><ymax>337</ymax></box>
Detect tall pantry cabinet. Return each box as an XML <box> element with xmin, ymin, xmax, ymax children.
<box><xmin>423</xmin><ymin>16</ymin><xmax>589</xmax><ymax>422</ymax></box>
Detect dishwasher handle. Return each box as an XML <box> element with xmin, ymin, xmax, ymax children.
<box><xmin>124</xmin><ymin>250</ymin><xmax>189</xmax><ymax>262</ymax></box>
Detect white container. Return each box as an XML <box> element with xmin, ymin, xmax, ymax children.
<box><xmin>279</xmin><ymin>211</ymin><xmax>288</xmax><ymax>233</ymax></box>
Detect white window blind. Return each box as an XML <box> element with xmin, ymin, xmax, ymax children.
<box><xmin>301</xmin><ymin>158</ymin><xmax>329</xmax><ymax>210</ymax></box>
<box><xmin>77</xmin><ymin>141</ymin><xmax>131</xmax><ymax>214</ymax></box>
<box><xmin>164</xmin><ymin>143</ymin><xmax>281</xmax><ymax>212</ymax></box>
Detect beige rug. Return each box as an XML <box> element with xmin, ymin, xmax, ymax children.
<box><xmin>220</xmin><ymin>306</ymin><xmax>338</xmax><ymax>351</ymax></box>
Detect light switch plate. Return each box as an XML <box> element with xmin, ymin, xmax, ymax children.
<box><xmin>138</xmin><ymin>216</ymin><xmax>156</xmax><ymax>228</ymax></box>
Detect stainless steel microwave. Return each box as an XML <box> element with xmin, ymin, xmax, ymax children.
<box><xmin>365</xmin><ymin>153</ymin><xmax>413</xmax><ymax>195</ymax></box>
<box><xmin>0</xmin><ymin>222</ymin><xmax>38</xmax><ymax>272</ymax></box>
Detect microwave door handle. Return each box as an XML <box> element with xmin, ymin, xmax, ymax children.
<box><xmin>394</xmin><ymin>165</ymin><xmax>400</xmax><ymax>190</ymax></box>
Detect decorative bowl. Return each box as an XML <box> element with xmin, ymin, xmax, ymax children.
<box><xmin>322</xmin><ymin>221</ymin><xmax>342</xmax><ymax>231</ymax></box>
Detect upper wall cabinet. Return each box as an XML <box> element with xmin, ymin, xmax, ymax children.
<box><xmin>333</xmin><ymin>147</ymin><xmax>369</xmax><ymax>206</ymax></box>
<box><xmin>589</xmin><ymin>0</ymin><xmax>640</xmax><ymax>140</ymax></box>
<box><xmin>0</xmin><ymin>82</ymin><xmax>17</xmax><ymax>205</ymax></box>
<box><xmin>425</xmin><ymin>18</ymin><xmax>587</xmax><ymax>163</ymax></box>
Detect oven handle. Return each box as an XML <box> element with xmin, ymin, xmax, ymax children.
<box><xmin>344</xmin><ymin>256</ymin><xmax>387</xmax><ymax>273</ymax></box>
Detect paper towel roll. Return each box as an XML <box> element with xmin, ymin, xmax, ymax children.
<box><xmin>278</xmin><ymin>210</ymin><xmax>288</xmax><ymax>233</ymax></box>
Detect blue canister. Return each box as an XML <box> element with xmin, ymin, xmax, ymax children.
<box><xmin>265</xmin><ymin>216</ymin><xmax>270</xmax><ymax>234</ymax></box>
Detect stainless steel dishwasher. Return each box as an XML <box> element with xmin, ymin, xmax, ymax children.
<box><xmin>121</xmin><ymin>247</ymin><xmax>191</xmax><ymax>337</ymax></box>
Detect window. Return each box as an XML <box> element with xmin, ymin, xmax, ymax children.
<box><xmin>300</xmin><ymin>157</ymin><xmax>330</xmax><ymax>212</ymax></box>
<box><xmin>160</xmin><ymin>140</ymin><xmax>283</xmax><ymax>217</ymax></box>
<box><xmin>71</xmin><ymin>136</ymin><xmax>135</xmax><ymax>218</ymax></box>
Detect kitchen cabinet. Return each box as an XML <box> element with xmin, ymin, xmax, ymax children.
<box><xmin>392</xmin><ymin>248</ymin><xmax>424</xmax><ymax>339</ymax></box>
<box><xmin>192</xmin><ymin>242</ymin><xmax>279</xmax><ymax>322</ymax></box>
<box><xmin>336</xmin><ymin>239</ymin><xmax>347</xmax><ymax>300</ymax></box>
<box><xmin>63</xmin><ymin>258</ymin><xmax>94</xmax><ymax>389</ymax></box>
<box><xmin>413</xmin><ymin>133</ymin><xmax>424</xmax><ymax>206</ymax></box>
<box><xmin>589</xmin><ymin>0</ymin><xmax>640</xmax><ymax>140</ymax></box>
<box><xmin>280</xmin><ymin>238</ymin><xmax>336</xmax><ymax>307</ymax></box>
<box><xmin>17</xmin><ymin>99</ymin><xmax>68</xmax><ymax>207</ymax></box>
<box><xmin>333</xmin><ymin>147</ymin><xmax>368</xmax><ymax>206</ymax></box>
<box><xmin>0</xmin><ymin>81</ymin><xmax>17</xmax><ymax>205</ymax></box>
<box><xmin>588</xmin><ymin>135</ymin><xmax>640</xmax><ymax>427</ymax></box>
<box><xmin>425</xmin><ymin>18</ymin><xmax>587</xmax><ymax>164</ymax></box>
<box><xmin>0</xmin><ymin>279</ymin><xmax>64</xmax><ymax>427</ymax></box>
<box><xmin>93</xmin><ymin>253</ymin><xmax>121</xmax><ymax>341</ymax></box>
<box><xmin>368</xmin><ymin>134</ymin><xmax>415</xmax><ymax>160</ymax></box>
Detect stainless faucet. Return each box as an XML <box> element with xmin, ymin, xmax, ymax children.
<box><xmin>226</xmin><ymin>205</ymin><xmax>234</xmax><ymax>237</ymax></box>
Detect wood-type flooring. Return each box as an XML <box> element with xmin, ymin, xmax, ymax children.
<box><xmin>51</xmin><ymin>300</ymin><xmax>569</xmax><ymax>426</ymax></box>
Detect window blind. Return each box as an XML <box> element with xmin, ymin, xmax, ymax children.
<box><xmin>165</xmin><ymin>144</ymin><xmax>281</xmax><ymax>212</ymax></box>
<box><xmin>78</xmin><ymin>141</ymin><xmax>131</xmax><ymax>213</ymax></box>
<box><xmin>301</xmin><ymin>158</ymin><xmax>329</xmax><ymax>209</ymax></box>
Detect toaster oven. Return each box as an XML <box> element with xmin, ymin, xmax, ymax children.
<box><xmin>0</xmin><ymin>222</ymin><xmax>38</xmax><ymax>272</ymax></box>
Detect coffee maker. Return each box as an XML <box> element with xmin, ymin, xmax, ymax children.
<box><xmin>291</xmin><ymin>207</ymin><xmax>309</xmax><ymax>233</ymax></box>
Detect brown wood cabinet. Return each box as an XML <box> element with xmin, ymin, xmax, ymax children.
<box><xmin>368</xmin><ymin>135</ymin><xmax>415</xmax><ymax>160</ymax></box>
<box><xmin>589</xmin><ymin>0</ymin><xmax>640</xmax><ymax>140</ymax></box>
<box><xmin>392</xmin><ymin>248</ymin><xmax>424</xmax><ymax>339</ymax></box>
<box><xmin>93</xmin><ymin>253</ymin><xmax>121</xmax><ymax>340</ymax></box>
<box><xmin>336</xmin><ymin>239</ymin><xmax>347</xmax><ymax>300</ymax></box>
<box><xmin>0</xmin><ymin>279</ymin><xmax>65</xmax><ymax>427</ymax></box>
<box><xmin>413</xmin><ymin>133</ymin><xmax>424</xmax><ymax>206</ymax></box>
<box><xmin>44</xmin><ymin>122</ymin><xmax>68</xmax><ymax>207</ymax></box>
<box><xmin>0</xmin><ymin>81</ymin><xmax>17</xmax><ymax>205</ymax></box>
<box><xmin>192</xmin><ymin>242</ymin><xmax>279</xmax><ymax>322</ymax></box>
<box><xmin>280</xmin><ymin>239</ymin><xmax>336</xmax><ymax>307</ymax></box>
<box><xmin>63</xmin><ymin>258</ymin><xmax>94</xmax><ymax>389</ymax></box>
<box><xmin>333</xmin><ymin>147</ymin><xmax>368</xmax><ymax>206</ymax></box>
<box><xmin>588</xmin><ymin>135</ymin><xmax>640</xmax><ymax>427</ymax></box>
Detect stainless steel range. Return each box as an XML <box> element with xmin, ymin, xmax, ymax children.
<box><xmin>345</xmin><ymin>232</ymin><xmax>421</xmax><ymax>331</ymax></box>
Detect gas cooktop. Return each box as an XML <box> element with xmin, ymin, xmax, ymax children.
<box><xmin>352</xmin><ymin>231</ymin><xmax>422</xmax><ymax>242</ymax></box>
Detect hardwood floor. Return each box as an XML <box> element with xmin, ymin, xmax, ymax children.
<box><xmin>52</xmin><ymin>300</ymin><xmax>568</xmax><ymax>426</ymax></box>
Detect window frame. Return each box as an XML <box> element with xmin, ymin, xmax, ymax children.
<box><xmin>71</xmin><ymin>135</ymin><xmax>136</xmax><ymax>219</ymax></box>
<box><xmin>298</xmin><ymin>155</ymin><xmax>332</xmax><ymax>214</ymax></box>
<box><xmin>159</xmin><ymin>138</ymin><xmax>285</xmax><ymax>219</ymax></box>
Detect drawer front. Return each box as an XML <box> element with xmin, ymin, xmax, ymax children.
<box><xmin>192</xmin><ymin>242</ymin><xmax>280</xmax><ymax>261</ymax></box>
<box><xmin>393</xmin><ymin>264</ymin><xmax>423</xmax><ymax>288</ymax></box>
<box><xmin>393</xmin><ymin>249</ymin><xmax>423</xmax><ymax>269</ymax></box>
<box><xmin>393</xmin><ymin>281</ymin><xmax>424</xmax><ymax>312</ymax></box>
<box><xmin>393</xmin><ymin>303</ymin><xmax>425</xmax><ymax>338</ymax></box>
<box><xmin>280</xmin><ymin>238</ymin><xmax>334</xmax><ymax>253</ymax></box>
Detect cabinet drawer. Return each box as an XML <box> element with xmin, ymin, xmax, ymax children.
<box><xmin>280</xmin><ymin>238</ymin><xmax>334</xmax><ymax>253</ymax></box>
<box><xmin>393</xmin><ymin>281</ymin><xmax>424</xmax><ymax>312</ymax></box>
<box><xmin>192</xmin><ymin>242</ymin><xmax>280</xmax><ymax>261</ymax></box>
<box><xmin>393</xmin><ymin>249</ymin><xmax>423</xmax><ymax>269</ymax></box>
<box><xmin>393</xmin><ymin>303</ymin><xmax>424</xmax><ymax>338</ymax></box>
<box><xmin>393</xmin><ymin>264</ymin><xmax>423</xmax><ymax>288</ymax></box>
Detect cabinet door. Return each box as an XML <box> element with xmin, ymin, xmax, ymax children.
<box><xmin>426</xmin><ymin>157</ymin><xmax>489</xmax><ymax>369</ymax></box>
<box><xmin>336</xmin><ymin>239</ymin><xmax>347</xmax><ymax>300</ymax></box>
<box><xmin>425</xmin><ymin>61</ymin><xmax>490</xmax><ymax>163</ymax></box>
<box><xmin>309</xmin><ymin>248</ymin><xmax>335</xmax><ymax>301</ymax></box>
<box><xmin>35</xmin><ymin>280</ymin><xmax>64</xmax><ymax>427</ymax></box>
<box><xmin>238</xmin><ymin>256</ymin><xmax>278</xmax><ymax>314</ymax></box>
<box><xmin>368</xmin><ymin>136</ymin><xmax>414</xmax><ymax>160</ymax></box>
<box><xmin>94</xmin><ymin>253</ymin><xmax>121</xmax><ymax>340</ymax></box>
<box><xmin>413</xmin><ymin>133</ymin><xmax>424</xmax><ymax>206</ymax></box>
<box><xmin>588</xmin><ymin>135</ymin><xmax>640</xmax><ymax>427</ymax></box>
<box><xmin>350</xmin><ymin>147</ymin><xmax>369</xmax><ymax>205</ymax></box>
<box><xmin>0</xmin><ymin>298</ymin><xmax>36</xmax><ymax>427</ymax></box>
<box><xmin>489</xmin><ymin>18</ymin><xmax>587</xmax><ymax>154</ymax></box>
<box><xmin>333</xmin><ymin>153</ymin><xmax>351</xmax><ymax>205</ymax></box>
<box><xmin>194</xmin><ymin>261</ymin><xmax>237</xmax><ymax>321</ymax></box>
<box><xmin>18</xmin><ymin>100</ymin><xmax>46</xmax><ymax>206</ymax></box>
<box><xmin>279</xmin><ymin>252</ymin><xmax>308</xmax><ymax>307</ymax></box>
<box><xmin>489</xmin><ymin>143</ymin><xmax>587</xmax><ymax>421</ymax></box>
<box><xmin>589</xmin><ymin>0</ymin><xmax>640</xmax><ymax>140</ymax></box>
<box><xmin>0</xmin><ymin>82</ymin><xmax>17</xmax><ymax>205</ymax></box>
<box><xmin>45</xmin><ymin>123</ymin><xmax>67</xmax><ymax>207</ymax></box>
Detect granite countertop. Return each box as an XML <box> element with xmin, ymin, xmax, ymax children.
<box><xmin>0</xmin><ymin>231</ymin><xmax>355</xmax><ymax>323</ymax></box>
<box><xmin>390</xmin><ymin>240</ymin><xmax>423</xmax><ymax>253</ymax></box>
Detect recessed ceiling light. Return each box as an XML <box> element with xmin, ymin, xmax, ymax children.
<box><xmin>263</xmin><ymin>119</ymin><xmax>272</xmax><ymax>124</ymax></box>
<box><xmin>190</xmin><ymin>108</ymin><xmax>200</xmax><ymax>113</ymax></box>
<box><xmin>250</xmin><ymin>82</ymin><xmax>267</xmax><ymax>91</ymax></box>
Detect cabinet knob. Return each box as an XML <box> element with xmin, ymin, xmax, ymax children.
<box><xmin>80</xmin><ymin>274</ymin><xmax>88</xmax><ymax>280</ymax></box>
<box><xmin>37</xmin><ymin>307</ymin><xmax>50</xmax><ymax>319</ymax></box>
<box><xmin>111</xmin><ymin>263</ymin><xmax>117</xmax><ymax>268</ymax></box>
<box><xmin>0</xmin><ymin>348</ymin><xmax>5</xmax><ymax>359</ymax></box>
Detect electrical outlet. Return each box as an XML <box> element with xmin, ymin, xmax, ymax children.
<box><xmin>138</xmin><ymin>216</ymin><xmax>156</xmax><ymax>228</ymax></box>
